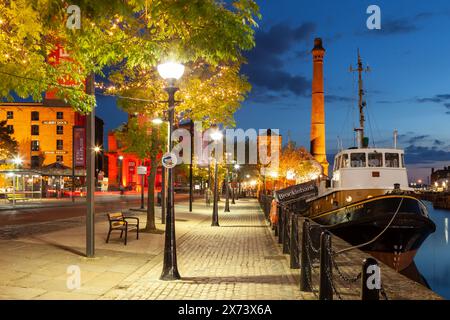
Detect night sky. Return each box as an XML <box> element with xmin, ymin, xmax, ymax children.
<box><xmin>97</xmin><ymin>0</ymin><xmax>450</xmax><ymax>182</ymax></box>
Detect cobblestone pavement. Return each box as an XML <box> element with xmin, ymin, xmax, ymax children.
<box><xmin>101</xmin><ymin>199</ymin><xmax>314</xmax><ymax>300</ymax></box>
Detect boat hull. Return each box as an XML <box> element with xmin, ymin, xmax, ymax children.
<box><xmin>308</xmin><ymin>195</ymin><xmax>436</xmax><ymax>272</ymax></box>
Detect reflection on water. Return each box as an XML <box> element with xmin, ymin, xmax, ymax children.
<box><xmin>415</xmin><ymin>201</ymin><xmax>450</xmax><ymax>299</ymax></box>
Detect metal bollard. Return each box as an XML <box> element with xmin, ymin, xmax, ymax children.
<box><xmin>319</xmin><ymin>231</ymin><xmax>333</xmax><ymax>300</ymax></box>
<box><xmin>282</xmin><ymin>210</ymin><xmax>290</xmax><ymax>254</ymax></box>
<box><xmin>278</xmin><ymin>206</ymin><xmax>284</xmax><ymax>244</ymax></box>
<box><xmin>300</xmin><ymin>219</ymin><xmax>312</xmax><ymax>292</ymax></box>
<box><xmin>274</xmin><ymin>205</ymin><xmax>279</xmax><ymax>236</ymax></box>
<box><xmin>361</xmin><ymin>258</ymin><xmax>380</xmax><ymax>300</ymax></box>
<box><xmin>290</xmin><ymin>213</ymin><xmax>300</xmax><ymax>269</ymax></box>
<box><xmin>309</xmin><ymin>225</ymin><xmax>322</xmax><ymax>262</ymax></box>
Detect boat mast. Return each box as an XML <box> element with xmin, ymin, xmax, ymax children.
<box><xmin>350</xmin><ymin>50</ymin><xmax>370</xmax><ymax>147</ymax></box>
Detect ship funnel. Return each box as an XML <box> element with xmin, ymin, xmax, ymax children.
<box><xmin>355</xmin><ymin>128</ymin><xmax>363</xmax><ymax>148</ymax></box>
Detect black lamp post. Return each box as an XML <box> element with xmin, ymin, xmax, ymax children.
<box><xmin>158</xmin><ymin>62</ymin><xmax>185</xmax><ymax>281</ymax></box>
<box><xmin>211</xmin><ymin>130</ymin><xmax>223</xmax><ymax>226</ymax></box>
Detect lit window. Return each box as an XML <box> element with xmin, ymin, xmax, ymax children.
<box><xmin>368</xmin><ymin>153</ymin><xmax>383</xmax><ymax>167</ymax></box>
<box><xmin>351</xmin><ymin>153</ymin><xmax>366</xmax><ymax>167</ymax></box>
<box><xmin>6</xmin><ymin>125</ymin><xmax>13</xmax><ymax>134</ymax></box>
<box><xmin>6</xmin><ymin>111</ymin><xmax>13</xmax><ymax>119</ymax></box>
<box><xmin>56</xmin><ymin>125</ymin><xmax>63</xmax><ymax>135</ymax></box>
<box><xmin>31</xmin><ymin>140</ymin><xmax>40</xmax><ymax>151</ymax></box>
<box><xmin>56</xmin><ymin>112</ymin><xmax>64</xmax><ymax>119</ymax></box>
<box><xmin>385</xmin><ymin>153</ymin><xmax>400</xmax><ymax>168</ymax></box>
<box><xmin>56</xmin><ymin>155</ymin><xmax>63</xmax><ymax>162</ymax></box>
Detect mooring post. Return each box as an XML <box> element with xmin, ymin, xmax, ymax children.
<box><xmin>300</xmin><ymin>219</ymin><xmax>312</xmax><ymax>292</ymax></box>
<box><xmin>278</xmin><ymin>205</ymin><xmax>284</xmax><ymax>244</ymax></box>
<box><xmin>290</xmin><ymin>213</ymin><xmax>300</xmax><ymax>269</ymax></box>
<box><xmin>361</xmin><ymin>258</ymin><xmax>380</xmax><ymax>300</ymax></box>
<box><xmin>274</xmin><ymin>204</ymin><xmax>279</xmax><ymax>236</ymax></box>
<box><xmin>319</xmin><ymin>231</ymin><xmax>333</xmax><ymax>300</ymax></box>
<box><xmin>283</xmin><ymin>209</ymin><xmax>290</xmax><ymax>254</ymax></box>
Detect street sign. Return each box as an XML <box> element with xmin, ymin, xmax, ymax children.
<box><xmin>274</xmin><ymin>181</ymin><xmax>318</xmax><ymax>205</ymax></box>
<box><xmin>162</xmin><ymin>152</ymin><xmax>178</xmax><ymax>169</ymax></box>
<box><xmin>137</xmin><ymin>166</ymin><xmax>147</xmax><ymax>175</ymax></box>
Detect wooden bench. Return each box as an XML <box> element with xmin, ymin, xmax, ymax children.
<box><xmin>7</xmin><ymin>194</ymin><xmax>29</xmax><ymax>202</ymax></box>
<box><xmin>106</xmin><ymin>212</ymin><xmax>139</xmax><ymax>245</ymax></box>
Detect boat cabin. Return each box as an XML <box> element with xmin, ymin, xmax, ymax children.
<box><xmin>331</xmin><ymin>148</ymin><xmax>409</xmax><ymax>191</ymax></box>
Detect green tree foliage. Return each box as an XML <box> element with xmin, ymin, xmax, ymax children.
<box><xmin>116</xmin><ymin>117</ymin><xmax>167</xmax><ymax>231</ymax></box>
<box><xmin>0</xmin><ymin>120</ymin><xmax>18</xmax><ymax>162</ymax></box>
<box><xmin>0</xmin><ymin>0</ymin><xmax>260</xmax><ymax>113</ymax></box>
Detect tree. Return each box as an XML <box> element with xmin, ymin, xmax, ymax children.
<box><xmin>279</xmin><ymin>141</ymin><xmax>321</xmax><ymax>184</ymax></box>
<box><xmin>116</xmin><ymin>117</ymin><xmax>167</xmax><ymax>232</ymax></box>
<box><xmin>0</xmin><ymin>120</ymin><xmax>18</xmax><ymax>162</ymax></box>
<box><xmin>1</xmin><ymin>0</ymin><xmax>260</xmax><ymax>113</ymax></box>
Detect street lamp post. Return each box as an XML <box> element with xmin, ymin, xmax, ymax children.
<box><xmin>233</xmin><ymin>164</ymin><xmax>240</xmax><ymax>202</ymax></box>
<box><xmin>152</xmin><ymin>117</ymin><xmax>167</xmax><ymax>224</ymax></box>
<box><xmin>211</xmin><ymin>130</ymin><xmax>223</xmax><ymax>226</ymax></box>
<box><xmin>118</xmin><ymin>155</ymin><xmax>124</xmax><ymax>194</ymax></box>
<box><xmin>158</xmin><ymin>61</ymin><xmax>185</xmax><ymax>281</ymax></box>
<box><xmin>224</xmin><ymin>163</ymin><xmax>230</xmax><ymax>213</ymax></box>
<box><xmin>94</xmin><ymin>146</ymin><xmax>101</xmax><ymax>191</ymax></box>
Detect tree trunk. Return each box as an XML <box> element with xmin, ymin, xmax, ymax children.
<box><xmin>145</xmin><ymin>156</ymin><xmax>158</xmax><ymax>231</ymax></box>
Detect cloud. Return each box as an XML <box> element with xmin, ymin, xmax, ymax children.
<box><xmin>325</xmin><ymin>95</ymin><xmax>354</xmax><ymax>103</ymax></box>
<box><xmin>243</xmin><ymin>22</ymin><xmax>316</xmax><ymax>102</ymax></box>
<box><xmin>357</xmin><ymin>12</ymin><xmax>434</xmax><ymax>37</ymax></box>
<box><xmin>415</xmin><ymin>94</ymin><xmax>450</xmax><ymax>115</ymax></box>
<box><xmin>404</xmin><ymin>145</ymin><xmax>450</xmax><ymax>164</ymax></box>
<box><xmin>407</xmin><ymin>135</ymin><xmax>429</xmax><ymax>144</ymax></box>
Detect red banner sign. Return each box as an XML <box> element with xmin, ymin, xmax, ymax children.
<box><xmin>73</xmin><ymin>126</ymin><xmax>86</xmax><ymax>168</ymax></box>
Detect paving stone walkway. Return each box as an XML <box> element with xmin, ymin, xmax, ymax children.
<box><xmin>101</xmin><ymin>199</ymin><xmax>314</xmax><ymax>300</ymax></box>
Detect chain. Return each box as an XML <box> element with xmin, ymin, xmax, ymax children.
<box><xmin>323</xmin><ymin>241</ymin><xmax>343</xmax><ymax>300</ymax></box>
<box><xmin>303</xmin><ymin>241</ymin><xmax>319</xmax><ymax>299</ymax></box>
<box><xmin>305</xmin><ymin>224</ymin><xmax>320</xmax><ymax>254</ymax></box>
<box><xmin>327</xmin><ymin>245</ymin><xmax>362</xmax><ymax>284</ymax></box>
<box><xmin>304</xmin><ymin>229</ymin><xmax>319</xmax><ymax>273</ymax></box>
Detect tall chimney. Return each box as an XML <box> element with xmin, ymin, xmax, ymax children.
<box><xmin>310</xmin><ymin>38</ymin><xmax>329</xmax><ymax>176</ymax></box>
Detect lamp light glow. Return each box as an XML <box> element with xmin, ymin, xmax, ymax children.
<box><xmin>152</xmin><ymin>118</ymin><xmax>163</xmax><ymax>125</ymax></box>
<box><xmin>157</xmin><ymin>62</ymin><xmax>185</xmax><ymax>80</ymax></box>
<box><xmin>210</xmin><ymin>130</ymin><xmax>223</xmax><ymax>142</ymax></box>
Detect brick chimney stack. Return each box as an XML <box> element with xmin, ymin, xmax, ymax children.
<box><xmin>310</xmin><ymin>38</ymin><xmax>329</xmax><ymax>176</ymax></box>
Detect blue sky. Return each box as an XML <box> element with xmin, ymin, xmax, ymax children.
<box><xmin>97</xmin><ymin>0</ymin><xmax>450</xmax><ymax>182</ymax></box>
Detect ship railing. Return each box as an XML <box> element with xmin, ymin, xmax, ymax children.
<box><xmin>272</xmin><ymin>203</ymin><xmax>389</xmax><ymax>300</ymax></box>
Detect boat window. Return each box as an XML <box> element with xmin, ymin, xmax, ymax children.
<box><xmin>334</xmin><ymin>156</ymin><xmax>341</xmax><ymax>171</ymax></box>
<box><xmin>401</xmin><ymin>154</ymin><xmax>405</xmax><ymax>168</ymax></box>
<box><xmin>368</xmin><ymin>153</ymin><xmax>383</xmax><ymax>167</ymax></box>
<box><xmin>341</xmin><ymin>154</ymin><xmax>349</xmax><ymax>168</ymax></box>
<box><xmin>351</xmin><ymin>153</ymin><xmax>366</xmax><ymax>167</ymax></box>
<box><xmin>385</xmin><ymin>153</ymin><xmax>400</xmax><ymax>168</ymax></box>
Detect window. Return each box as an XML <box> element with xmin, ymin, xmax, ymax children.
<box><xmin>6</xmin><ymin>125</ymin><xmax>13</xmax><ymax>134</ymax></box>
<box><xmin>56</xmin><ymin>155</ymin><xmax>63</xmax><ymax>162</ymax></box>
<box><xmin>341</xmin><ymin>154</ymin><xmax>349</xmax><ymax>168</ymax></box>
<box><xmin>56</xmin><ymin>112</ymin><xmax>64</xmax><ymax>119</ymax></box>
<box><xmin>351</xmin><ymin>153</ymin><xmax>367</xmax><ymax>167</ymax></box>
<box><xmin>401</xmin><ymin>154</ymin><xmax>405</xmax><ymax>168</ymax></box>
<box><xmin>31</xmin><ymin>140</ymin><xmax>40</xmax><ymax>151</ymax></box>
<box><xmin>334</xmin><ymin>156</ymin><xmax>341</xmax><ymax>171</ymax></box>
<box><xmin>31</xmin><ymin>156</ymin><xmax>40</xmax><ymax>168</ymax></box>
<box><xmin>56</xmin><ymin>125</ymin><xmax>64</xmax><ymax>135</ymax></box>
<box><xmin>31</xmin><ymin>125</ymin><xmax>39</xmax><ymax>135</ymax></box>
<box><xmin>31</xmin><ymin>111</ymin><xmax>39</xmax><ymax>121</ymax></box>
<box><xmin>385</xmin><ymin>153</ymin><xmax>400</xmax><ymax>168</ymax></box>
<box><xmin>56</xmin><ymin>139</ymin><xmax>63</xmax><ymax>150</ymax></box>
<box><xmin>368</xmin><ymin>153</ymin><xmax>383</xmax><ymax>167</ymax></box>
<box><xmin>6</xmin><ymin>111</ymin><xmax>13</xmax><ymax>119</ymax></box>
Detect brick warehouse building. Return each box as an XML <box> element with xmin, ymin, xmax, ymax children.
<box><xmin>0</xmin><ymin>102</ymin><xmax>103</xmax><ymax>169</ymax></box>
<box><xmin>0</xmin><ymin>101</ymin><xmax>104</xmax><ymax>197</ymax></box>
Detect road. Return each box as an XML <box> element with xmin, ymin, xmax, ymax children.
<box><xmin>0</xmin><ymin>193</ymin><xmax>197</xmax><ymax>227</ymax></box>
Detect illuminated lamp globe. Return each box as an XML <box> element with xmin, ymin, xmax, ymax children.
<box><xmin>157</xmin><ymin>62</ymin><xmax>185</xmax><ymax>80</ymax></box>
